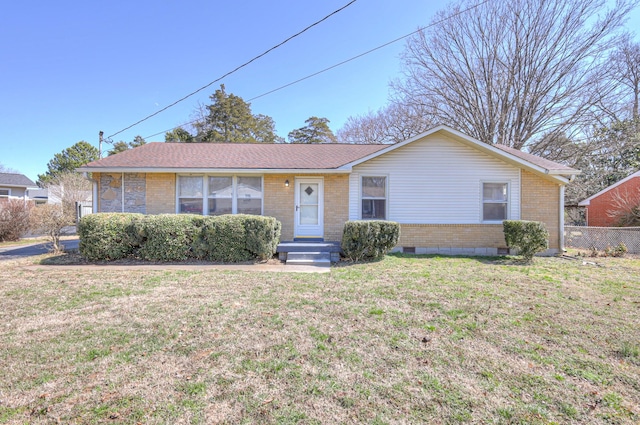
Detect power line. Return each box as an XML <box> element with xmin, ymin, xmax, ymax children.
<box><xmin>107</xmin><ymin>0</ymin><xmax>358</xmax><ymax>139</ymax></box>
<box><xmin>143</xmin><ymin>0</ymin><xmax>492</xmax><ymax>141</ymax></box>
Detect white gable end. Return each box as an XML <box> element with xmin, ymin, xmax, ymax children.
<box><xmin>349</xmin><ymin>134</ymin><xmax>521</xmax><ymax>224</ymax></box>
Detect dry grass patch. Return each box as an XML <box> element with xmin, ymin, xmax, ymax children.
<box><xmin>1</xmin><ymin>254</ymin><xmax>639</xmax><ymax>424</ymax></box>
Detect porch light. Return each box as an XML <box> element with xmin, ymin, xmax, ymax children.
<box><xmin>285</xmin><ymin>180</ymin><xmax>289</xmax><ymax>187</ymax></box>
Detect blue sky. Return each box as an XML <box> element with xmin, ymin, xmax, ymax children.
<box><xmin>1</xmin><ymin>0</ymin><xmax>638</xmax><ymax>183</ymax></box>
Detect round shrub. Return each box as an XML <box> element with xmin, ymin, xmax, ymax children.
<box><xmin>503</xmin><ymin>220</ymin><xmax>549</xmax><ymax>262</ymax></box>
<box><xmin>341</xmin><ymin>220</ymin><xmax>400</xmax><ymax>261</ymax></box>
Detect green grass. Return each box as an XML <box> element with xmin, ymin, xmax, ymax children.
<box><xmin>0</xmin><ymin>253</ymin><xmax>639</xmax><ymax>424</ymax></box>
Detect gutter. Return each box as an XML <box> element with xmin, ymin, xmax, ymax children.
<box><xmin>76</xmin><ymin>167</ymin><xmax>353</xmax><ymax>174</ymax></box>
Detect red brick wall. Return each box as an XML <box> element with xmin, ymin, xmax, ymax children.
<box><xmin>586</xmin><ymin>177</ymin><xmax>640</xmax><ymax>227</ymax></box>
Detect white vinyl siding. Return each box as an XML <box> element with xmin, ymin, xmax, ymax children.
<box><xmin>349</xmin><ymin>135</ymin><xmax>521</xmax><ymax>224</ymax></box>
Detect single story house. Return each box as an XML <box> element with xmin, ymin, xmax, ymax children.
<box><xmin>0</xmin><ymin>172</ymin><xmax>37</xmax><ymax>202</ymax></box>
<box><xmin>578</xmin><ymin>170</ymin><xmax>640</xmax><ymax>227</ymax></box>
<box><xmin>78</xmin><ymin>126</ymin><xmax>579</xmax><ymax>255</ymax></box>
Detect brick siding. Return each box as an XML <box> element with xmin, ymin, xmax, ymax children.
<box><xmin>146</xmin><ymin>173</ymin><xmax>175</xmax><ymax>214</ymax></box>
<box><xmin>520</xmin><ymin>170</ymin><xmax>560</xmax><ymax>250</ymax></box>
<box><xmin>399</xmin><ymin>224</ymin><xmax>506</xmax><ymax>249</ymax></box>
<box><xmin>585</xmin><ymin>177</ymin><xmax>640</xmax><ymax>227</ymax></box>
<box><xmin>263</xmin><ymin>174</ymin><xmax>349</xmax><ymax>241</ymax></box>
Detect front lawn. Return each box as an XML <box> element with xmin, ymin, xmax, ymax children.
<box><xmin>1</xmin><ymin>254</ymin><xmax>639</xmax><ymax>424</ymax></box>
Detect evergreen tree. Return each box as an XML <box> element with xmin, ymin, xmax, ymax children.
<box><xmin>165</xmin><ymin>127</ymin><xmax>195</xmax><ymax>143</ymax></box>
<box><xmin>107</xmin><ymin>136</ymin><xmax>146</xmax><ymax>156</ymax></box>
<box><xmin>288</xmin><ymin>117</ymin><xmax>337</xmax><ymax>144</ymax></box>
<box><xmin>194</xmin><ymin>85</ymin><xmax>282</xmax><ymax>143</ymax></box>
<box><xmin>37</xmin><ymin>141</ymin><xmax>99</xmax><ymax>186</ymax></box>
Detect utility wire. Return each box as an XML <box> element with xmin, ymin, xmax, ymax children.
<box><xmin>143</xmin><ymin>0</ymin><xmax>491</xmax><ymax>141</ymax></box>
<box><xmin>107</xmin><ymin>0</ymin><xmax>357</xmax><ymax>139</ymax></box>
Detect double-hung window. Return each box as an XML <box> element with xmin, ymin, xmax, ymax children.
<box><xmin>0</xmin><ymin>189</ymin><xmax>9</xmax><ymax>198</ymax></box>
<box><xmin>208</xmin><ymin>176</ymin><xmax>233</xmax><ymax>215</ymax></box>
<box><xmin>178</xmin><ymin>175</ymin><xmax>263</xmax><ymax>215</ymax></box>
<box><xmin>482</xmin><ymin>182</ymin><xmax>508</xmax><ymax>221</ymax></box>
<box><xmin>361</xmin><ymin>176</ymin><xmax>387</xmax><ymax>220</ymax></box>
<box><xmin>236</xmin><ymin>176</ymin><xmax>262</xmax><ymax>215</ymax></box>
<box><xmin>178</xmin><ymin>176</ymin><xmax>204</xmax><ymax>214</ymax></box>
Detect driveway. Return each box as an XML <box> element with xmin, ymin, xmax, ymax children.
<box><xmin>0</xmin><ymin>238</ymin><xmax>79</xmax><ymax>261</ymax></box>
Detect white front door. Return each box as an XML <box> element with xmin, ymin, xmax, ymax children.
<box><xmin>294</xmin><ymin>177</ymin><xmax>324</xmax><ymax>239</ymax></box>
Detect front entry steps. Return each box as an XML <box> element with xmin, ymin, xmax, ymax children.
<box><xmin>286</xmin><ymin>251</ymin><xmax>331</xmax><ymax>265</ymax></box>
<box><xmin>277</xmin><ymin>241</ymin><xmax>341</xmax><ymax>265</ymax></box>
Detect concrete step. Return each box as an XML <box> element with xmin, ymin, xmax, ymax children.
<box><xmin>277</xmin><ymin>241</ymin><xmax>341</xmax><ymax>253</ymax></box>
<box><xmin>286</xmin><ymin>251</ymin><xmax>331</xmax><ymax>266</ymax></box>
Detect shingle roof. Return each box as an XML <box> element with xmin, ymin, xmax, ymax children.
<box><xmin>80</xmin><ymin>142</ymin><xmax>389</xmax><ymax>170</ymax></box>
<box><xmin>493</xmin><ymin>144</ymin><xmax>579</xmax><ymax>174</ymax></box>
<box><xmin>0</xmin><ymin>173</ymin><xmax>36</xmax><ymax>187</ymax></box>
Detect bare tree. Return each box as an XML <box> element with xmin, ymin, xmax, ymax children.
<box><xmin>30</xmin><ymin>204</ymin><xmax>71</xmax><ymax>252</ymax></box>
<box><xmin>608</xmin><ymin>36</ymin><xmax>640</xmax><ymax>121</ymax></box>
<box><xmin>394</xmin><ymin>0</ymin><xmax>637</xmax><ymax>149</ymax></box>
<box><xmin>0</xmin><ymin>163</ymin><xmax>19</xmax><ymax>173</ymax></box>
<box><xmin>337</xmin><ymin>102</ymin><xmax>434</xmax><ymax>144</ymax></box>
<box><xmin>607</xmin><ymin>187</ymin><xmax>640</xmax><ymax>226</ymax></box>
<box><xmin>43</xmin><ymin>172</ymin><xmax>92</xmax><ymax>220</ymax></box>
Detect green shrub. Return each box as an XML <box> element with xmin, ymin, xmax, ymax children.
<box><xmin>193</xmin><ymin>215</ymin><xmax>281</xmax><ymax>262</ymax></box>
<box><xmin>78</xmin><ymin>213</ymin><xmax>143</xmax><ymax>261</ymax></box>
<box><xmin>503</xmin><ymin>220</ymin><xmax>549</xmax><ymax>262</ymax></box>
<box><xmin>243</xmin><ymin>215</ymin><xmax>282</xmax><ymax>260</ymax></box>
<box><xmin>136</xmin><ymin>214</ymin><xmax>201</xmax><ymax>261</ymax></box>
<box><xmin>79</xmin><ymin>213</ymin><xmax>282</xmax><ymax>263</ymax></box>
<box><xmin>341</xmin><ymin>220</ymin><xmax>400</xmax><ymax>261</ymax></box>
<box><xmin>193</xmin><ymin>215</ymin><xmax>252</xmax><ymax>262</ymax></box>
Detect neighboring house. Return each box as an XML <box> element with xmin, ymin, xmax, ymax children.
<box><xmin>0</xmin><ymin>172</ymin><xmax>37</xmax><ymax>202</ymax></box>
<box><xmin>78</xmin><ymin>126</ymin><xmax>579</xmax><ymax>255</ymax></box>
<box><xmin>578</xmin><ymin>170</ymin><xmax>640</xmax><ymax>227</ymax></box>
<box><xmin>26</xmin><ymin>188</ymin><xmax>49</xmax><ymax>205</ymax></box>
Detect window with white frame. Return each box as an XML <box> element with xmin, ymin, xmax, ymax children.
<box><xmin>482</xmin><ymin>182</ymin><xmax>508</xmax><ymax>221</ymax></box>
<box><xmin>208</xmin><ymin>176</ymin><xmax>233</xmax><ymax>215</ymax></box>
<box><xmin>236</xmin><ymin>176</ymin><xmax>262</xmax><ymax>215</ymax></box>
<box><xmin>361</xmin><ymin>176</ymin><xmax>387</xmax><ymax>219</ymax></box>
<box><xmin>178</xmin><ymin>176</ymin><xmax>204</xmax><ymax>214</ymax></box>
<box><xmin>0</xmin><ymin>189</ymin><xmax>9</xmax><ymax>198</ymax></box>
<box><xmin>178</xmin><ymin>175</ymin><xmax>263</xmax><ymax>216</ymax></box>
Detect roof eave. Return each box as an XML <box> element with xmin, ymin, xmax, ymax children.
<box><xmin>77</xmin><ymin>167</ymin><xmax>353</xmax><ymax>174</ymax></box>
<box><xmin>578</xmin><ymin>170</ymin><xmax>640</xmax><ymax>205</ymax></box>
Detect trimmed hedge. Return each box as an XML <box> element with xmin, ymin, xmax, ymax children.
<box><xmin>192</xmin><ymin>215</ymin><xmax>251</xmax><ymax>262</ymax></box>
<box><xmin>78</xmin><ymin>213</ymin><xmax>281</xmax><ymax>262</ymax></box>
<box><xmin>503</xmin><ymin>220</ymin><xmax>549</xmax><ymax>262</ymax></box>
<box><xmin>137</xmin><ymin>214</ymin><xmax>202</xmax><ymax>261</ymax></box>
<box><xmin>341</xmin><ymin>220</ymin><xmax>400</xmax><ymax>261</ymax></box>
<box><xmin>78</xmin><ymin>213</ymin><xmax>143</xmax><ymax>261</ymax></box>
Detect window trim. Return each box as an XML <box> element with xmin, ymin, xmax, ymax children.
<box><xmin>177</xmin><ymin>174</ymin><xmax>205</xmax><ymax>215</ymax></box>
<box><xmin>360</xmin><ymin>175</ymin><xmax>388</xmax><ymax>220</ymax></box>
<box><xmin>481</xmin><ymin>181</ymin><xmax>509</xmax><ymax>222</ymax></box>
<box><xmin>0</xmin><ymin>188</ymin><xmax>10</xmax><ymax>198</ymax></box>
<box><xmin>176</xmin><ymin>175</ymin><xmax>263</xmax><ymax>216</ymax></box>
<box><xmin>207</xmin><ymin>176</ymin><xmax>234</xmax><ymax>216</ymax></box>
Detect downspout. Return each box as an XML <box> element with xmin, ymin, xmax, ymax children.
<box><xmin>559</xmin><ymin>185</ymin><xmax>565</xmax><ymax>252</ymax></box>
<box><xmin>122</xmin><ymin>172</ymin><xmax>125</xmax><ymax>213</ymax></box>
<box><xmin>92</xmin><ymin>181</ymin><xmax>98</xmax><ymax>213</ymax></box>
